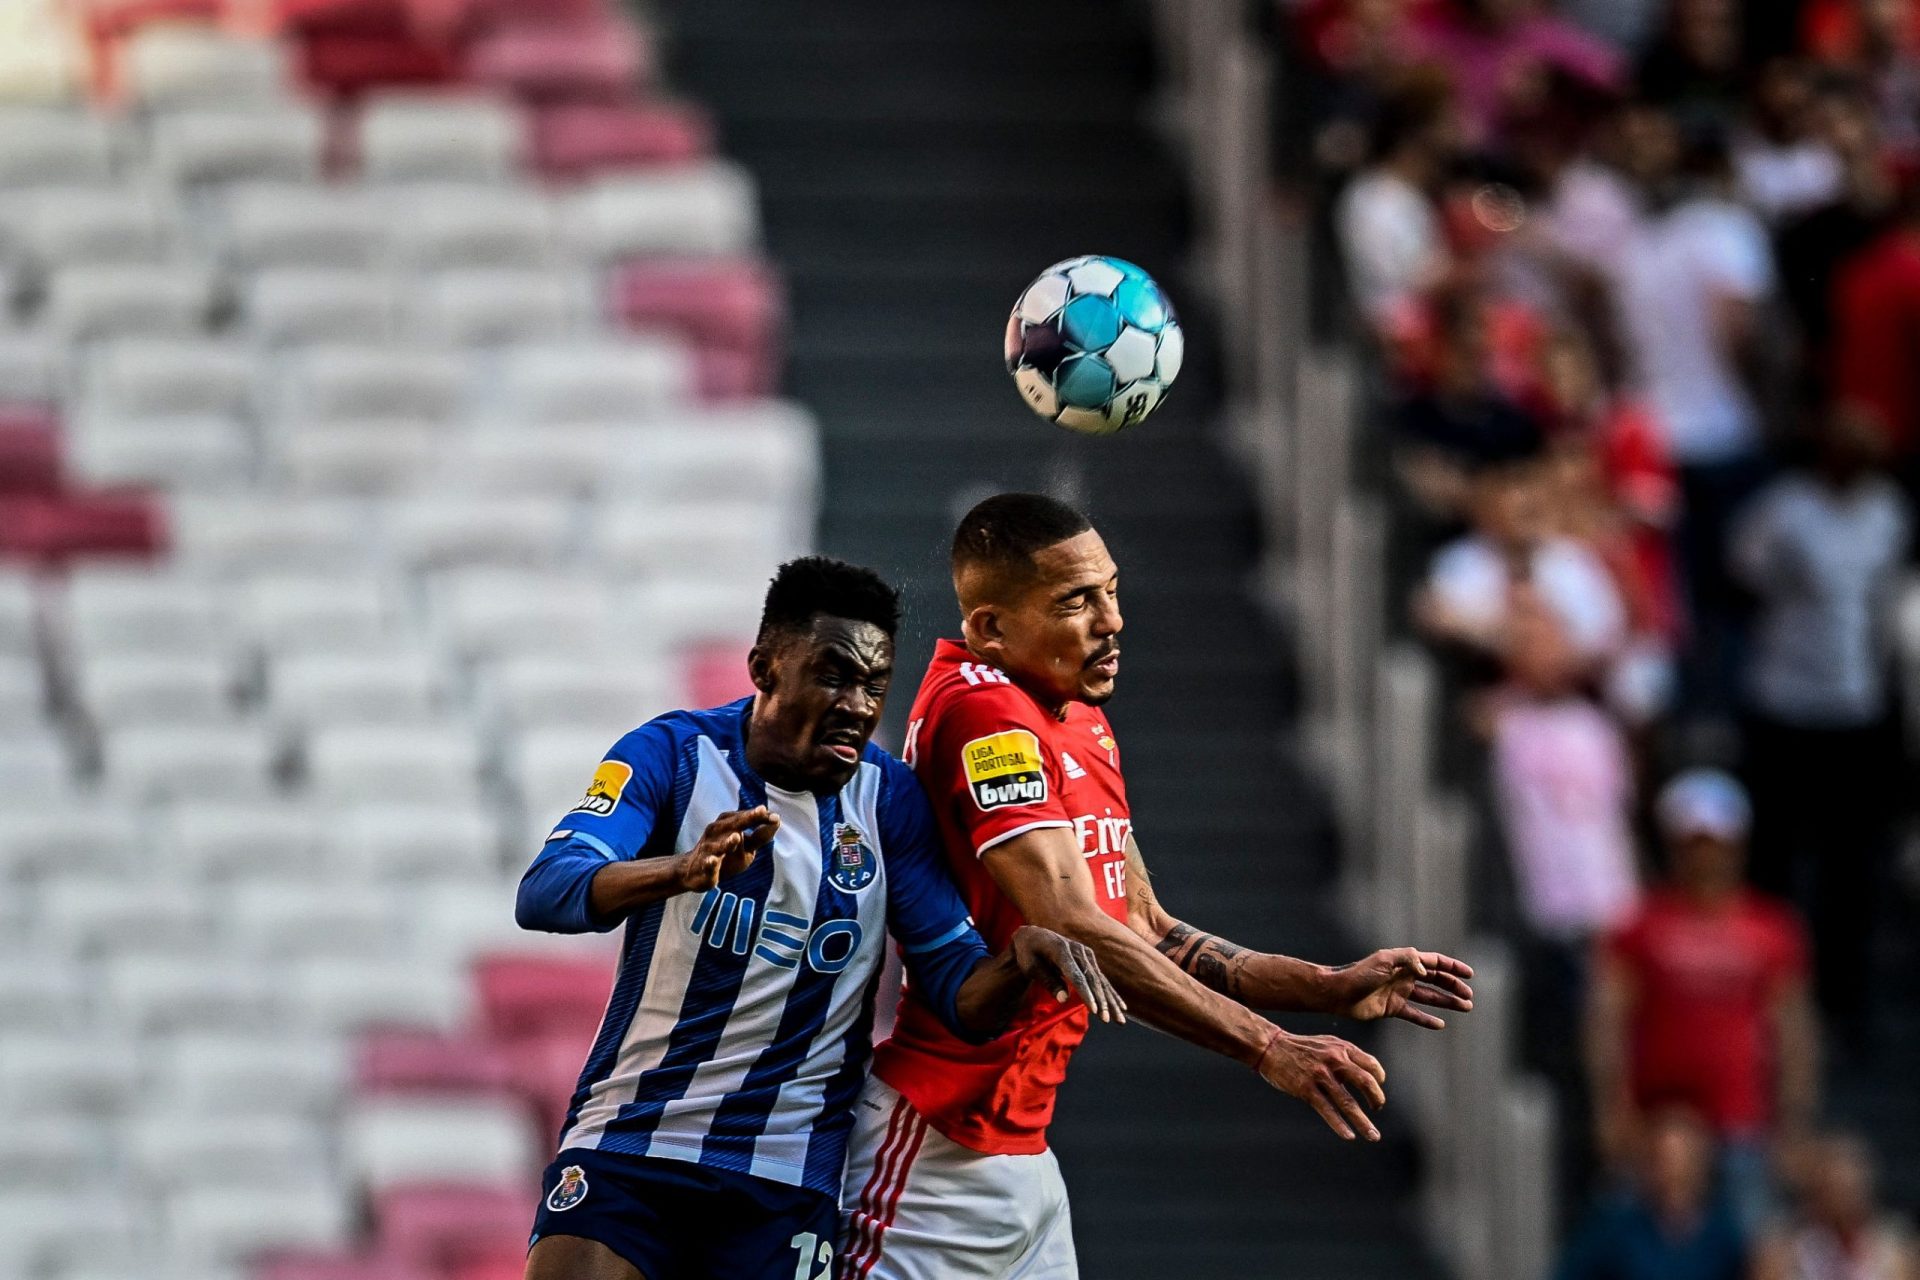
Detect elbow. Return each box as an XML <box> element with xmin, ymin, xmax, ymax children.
<box><xmin>514</xmin><ymin>866</ymin><xmax>575</xmax><ymax>934</ymax></box>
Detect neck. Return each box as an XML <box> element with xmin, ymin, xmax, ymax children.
<box><xmin>742</xmin><ymin>699</ymin><xmax>812</xmax><ymax>794</ymax></box>
<box><xmin>962</xmin><ymin>638</ymin><xmax>1071</xmax><ymax>718</ymax></box>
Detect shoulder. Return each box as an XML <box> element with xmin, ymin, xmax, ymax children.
<box><xmin>924</xmin><ymin>666</ymin><xmax>1050</xmax><ymax>737</ymax></box>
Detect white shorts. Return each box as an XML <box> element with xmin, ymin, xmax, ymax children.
<box><xmin>837</xmin><ymin>1076</ymin><xmax>1077</xmax><ymax>1280</ymax></box>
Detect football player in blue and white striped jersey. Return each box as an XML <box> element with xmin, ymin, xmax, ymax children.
<box><xmin>515</xmin><ymin>556</ymin><xmax>1120</xmax><ymax>1280</ymax></box>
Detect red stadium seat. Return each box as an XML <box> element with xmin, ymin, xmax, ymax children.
<box><xmin>0</xmin><ymin>411</ymin><xmax>63</xmax><ymax>496</ymax></box>
<box><xmin>529</xmin><ymin>102</ymin><xmax>711</xmax><ymax>179</ymax></box>
<box><xmin>270</xmin><ymin>0</ymin><xmax>410</xmax><ymax>34</ymax></box>
<box><xmin>77</xmin><ymin>0</ymin><xmax>223</xmax><ymax>40</ymax></box>
<box><xmin>353</xmin><ymin>1029</ymin><xmax>517</xmax><ymax>1097</ymax></box>
<box><xmin>373</xmin><ymin>1184</ymin><xmax>530</xmax><ymax>1269</ymax></box>
<box><xmin>253</xmin><ymin>1249</ymin><xmax>436</xmax><ymax>1280</ymax></box>
<box><xmin>686</xmin><ymin>642</ymin><xmax>756</xmax><ymax>708</ymax></box>
<box><xmin>610</xmin><ymin>258</ymin><xmax>784</xmax><ymax>356</ymax></box>
<box><xmin>498</xmin><ymin>1029</ymin><xmax>590</xmax><ymax>1139</ymax></box>
<box><xmin>473</xmin><ymin>953</ymin><xmax>613</xmax><ymax>1044</ymax></box>
<box><xmin>298</xmin><ymin>31</ymin><xmax>459</xmax><ymax>96</ymax></box>
<box><xmin>463</xmin><ymin>19</ymin><xmax>651</xmax><ymax>104</ymax></box>
<box><xmin>691</xmin><ymin>347</ymin><xmax>774</xmax><ymax>402</ymax></box>
<box><xmin>0</xmin><ymin>493</ymin><xmax>166</xmax><ymax>564</ymax></box>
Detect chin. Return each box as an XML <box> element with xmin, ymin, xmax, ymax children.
<box><xmin>1079</xmin><ymin>678</ymin><xmax>1117</xmax><ymax>707</ymax></box>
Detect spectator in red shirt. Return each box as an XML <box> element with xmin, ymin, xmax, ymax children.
<box><xmin>1587</xmin><ymin>769</ymin><xmax>1820</xmax><ymax>1236</ymax></box>
<box><xmin>1830</xmin><ymin>181</ymin><xmax>1920</xmax><ymax>514</ymax></box>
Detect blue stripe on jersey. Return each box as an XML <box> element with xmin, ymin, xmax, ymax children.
<box><xmin>802</xmin><ymin>962</ymin><xmax>882</xmax><ymax>1191</ymax></box>
<box><xmin>600</xmin><ymin>776</ymin><xmax>774</xmax><ymax>1156</ymax></box>
<box><xmin>697</xmin><ymin>792</ymin><xmax>861</xmax><ymax>1173</ymax></box>
<box><xmin>560</xmin><ymin>899</ymin><xmax>665</xmax><ymax>1140</ymax></box>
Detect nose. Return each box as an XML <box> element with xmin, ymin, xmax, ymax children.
<box><xmin>838</xmin><ymin>683</ymin><xmax>880</xmax><ymax>722</ymax></box>
<box><xmin>1092</xmin><ymin>593</ymin><xmax>1123</xmax><ymax>638</ymax></box>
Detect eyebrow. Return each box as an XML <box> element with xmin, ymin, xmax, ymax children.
<box><xmin>816</xmin><ymin>645</ymin><xmax>891</xmax><ymax>679</ymax></box>
<box><xmin>1051</xmin><ymin>574</ymin><xmax>1116</xmax><ymax>604</ymax></box>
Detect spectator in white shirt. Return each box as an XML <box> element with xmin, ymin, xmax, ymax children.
<box><xmin>1336</xmin><ymin>72</ymin><xmax>1460</xmax><ymax>335</ymax></box>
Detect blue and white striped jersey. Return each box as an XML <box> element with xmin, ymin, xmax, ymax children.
<box><xmin>515</xmin><ymin>698</ymin><xmax>989</xmax><ymax>1196</ymax></box>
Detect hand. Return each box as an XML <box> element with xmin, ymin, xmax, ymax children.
<box><xmin>1327</xmin><ymin>948</ymin><xmax>1474</xmax><ymax>1030</ymax></box>
<box><xmin>1256</xmin><ymin>1029</ymin><xmax>1387</xmax><ymax>1142</ymax></box>
<box><xmin>1007</xmin><ymin>925</ymin><xmax>1127</xmax><ymax>1025</ymax></box>
<box><xmin>674</xmin><ymin>807</ymin><xmax>779</xmax><ymax>893</ymax></box>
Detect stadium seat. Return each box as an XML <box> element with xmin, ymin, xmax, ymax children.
<box><xmin>0</xmin><ymin>805</ymin><xmax>144</xmax><ymax>880</ymax></box>
<box><xmin>0</xmin><ymin>1189</ymin><xmax>144</xmax><ymax>1279</ymax></box>
<box><xmin>101</xmin><ymin>722</ymin><xmax>279</xmax><ymax>800</ymax></box>
<box><xmin>148</xmin><ymin>106</ymin><xmax>327</xmax><ymax>186</ymax></box>
<box><xmin>413</xmin><ymin>267</ymin><xmax>589</xmax><ymax>346</ymax></box>
<box><xmin>0</xmin><ymin>958</ymin><xmax>90</xmax><ymax>1031</ymax></box>
<box><xmin>384</xmin><ymin>496</ymin><xmax>573</xmax><ymax>568</ymax></box>
<box><xmin>6</xmin><ymin>186</ymin><xmax>181</xmax><ymax>268</ymax></box>
<box><xmin>67</xmin><ymin>414</ymin><xmax>254</xmax><ymax>491</ymax></box>
<box><xmin>372</xmin><ymin>1184</ymin><xmax>531</xmax><ymax>1270</ymax></box>
<box><xmin>163</xmin><ymin>798</ymin><xmax>329</xmax><ymax>881</ymax></box>
<box><xmin>0</xmin><ymin>109</ymin><xmax>120</xmax><ymax>186</ymax></box>
<box><xmin>103</xmin><ymin>954</ymin><xmax>284</xmax><ymax>1033</ymax></box>
<box><xmin>596</xmin><ymin>500</ymin><xmax>794</xmax><ymax>579</ymax></box>
<box><xmin>341</xmin><ymin>1096</ymin><xmax>536</xmax><ymax>1191</ymax></box>
<box><xmin>74</xmin><ymin>651</ymin><xmax>242</xmax><ymax>724</ymax></box>
<box><xmin>0</xmin><ymin>1115</ymin><xmax>105</xmax><ymax>1188</ymax></box>
<box><xmin>477</xmin><ymin>653</ymin><xmax>676</xmax><ymax>733</ymax></box>
<box><xmin>290</xmin><ymin>956</ymin><xmax>469</xmax><ymax>1034</ymax></box>
<box><xmin>156</xmin><ymin>1032</ymin><xmax>348</xmax><ymax>1116</ymax></box>
<box><xmin>0</xmin><ymin>654</ymin><xmax>40</xmax><ymax>722</ymax></box>
<box><xmin>128</xmin><ymin>1111</ymin><xmax>326</xmax><ymax>1190</ymax></box>
<box><xmin>414</xmin><ymin>878</ymin><xmax>580</xmax><ymax>961</ymax></box>
<box><xmin>0</xmin><ymin>1032</ymin><xmax>142</xmax><ymax>1114</ymax></box>
<box><xmin>210</xmin><ymin>184</ymin><xmax>389</xmax><ymax>270</ymax></box>
<box><xmin>0</xmin><ymin>571</ymin><xmax>38</xmax><ymax>654</ymax></box>
<box><xmin>483</xmin><ymin>338</ymin><xmax>693</xmax><ymax>422</ymax></box>
<box><xmin>562</xmin><ymin>165</ymin><xmax>759</xmax><ymax>260</ymax></box>
<box><xmin>421</xmin><ymin>423</ymin><xmax>611</xmax><ymax>493</ymax></box>
<box><xmin>269</xmin><ymin>648</ymin><xmax>450</xmax><ymax>727</ymax></box>
<box><xmin>527</xmin><ymin>102</ymin><xmax>711</xmax><ymax>181</ymax></box>
<box><xmin>169</xmin><ymin>496</ymin><xmax>370</xmax><ymax>569</ymax></box>
<box><xmin>271</xmin><ymin>345</ymin><xmax>466</xmax><ymax>423</ymax></box>
<box><xmin>609</xmin><ymin>257</ymin><xmax>782</xmax><ymax>357</ymax></box>
<box><xmin>243</xmin><ymin>268</ymin><xmax>408</xmax><ymax>345</ymax></box>
<box><xmin>84</xmin><ymin>338</ymin><xmax>256</xmax><ymax>418</ymax></box>
<box><xmin>228</xmin><ymin>880</ymin><xmax>398</xmax><ymax>955</ymax></box>
<box><xmin>463</xmin><ymin>19</ymin><xmax>650</xmax><ymax>104</ymax></box>
<box><xmin>0</xmin><ymin>330</ymin><xmax>61</xmax><ymax>405</ymax></box>
<box><xmin>326</xmin><ymin>802</ymin><xmax>502</xmax><ymax>881</ymax></box>
<box><xmin>163</xmin><ymin>1182</ymin><xmax>353</xmax><ymax>1268</ymax></box>
<box><xmin>384</xmin><ymin>183</ymin><xmax>559</xmax><ymax>270</ymax></box>
<box><xmin>122</xmin><ymin>28</ymin><xmax>293</xmax><ymax>109</ymax></box>
<box><xmin>353</xmin><ymin>1029</ymin><xmax>515</xmax><ymax>1096</ymax></box>
<box><xmin>64</xmin><ymin>571</ymin><xmax>230</xmax><ymax>655</ymax></box>
<box><xmin>37</xmin><ymin>876</ymin><xmax>214</xmax><ymax>954</ymax></box>
<box><xmin>357</xmin><ymin>95</ymin><xmax>524</xmax><ymax>183</ymax></box>
<box><xmin>619</xmin><ymin>577</ymin><xmax>764</xmax><ymax>651</ymax></box>
<box><xmin>43</xmin><ymin>263</ymin><xmax>218</xmax><ymax>340</ymax></box>
<box><xmin>277</xmin><ymin>419</ymin><xmax>443</xmax><ymax>494</ymax></box>
<box><xmin>0</xmin><ymin>731</ymin><xmax>73</xmax><ymax>796</ymax></box>
<box><xmin>304</xmin><ymin>723</ymin><xmax>483</xmax><ymax>801</ymax></box>
<box><xmin>239</xmin><ymin>574</ymin><xmax>398</xmax><ymax>655</ymax></box>
<box><xmin>253</xmin><ymin>1251</ymin><xmax>437</xmax><ymax>1280</ymax></box>
<box><xmin>0</xmin><ymin>32</ymin><xmax>85</xmax><ymax>109</ymax></box>
<box><xmin>428</xmin><ymin>569</ymin><xmax>613</xmax><ymax>655</ymax></box>
<box><xmin>473</xmin><ymin>953</ymin><xmax>613</xmax><ymax>1043</ymax></box>
<box><xmin>0</xmin><ymin>409</ymin><xmax>63</xmax><ymax>497</ymax></box>
<box><xmin>505</xmin><ymin>725</ymin><xmax>615</xmax><ymax>828</ymax></box>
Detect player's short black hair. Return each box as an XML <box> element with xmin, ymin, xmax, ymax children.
<box><xmin>950</xmin><ymin>492</ymin><xmax>1093</xmax><ymax>585</ymax></box>
<box><xmin>756</xmin><ymin>556</ymin><xmax>900</xmax><ymax>646</ymax></box>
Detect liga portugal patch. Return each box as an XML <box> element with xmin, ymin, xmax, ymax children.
<box><xmin>962</xmin><ymin>730</ymin><xmax>1048</xmax><ymax>811</ymax></box>
<box><xmin>571</xmin><ymin>760</ymin><xmax>632</xmax><ymax>817</ymax></box>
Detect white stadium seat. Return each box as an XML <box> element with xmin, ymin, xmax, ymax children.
<box><xmin>597</xmin><ymin>501</ymin><xmax>796</xmax><ymax>579</ymax></box>
<box><xmin>210</xmin><ymin>183</ymin><xmax>388</xmax><ymax>269</ymax></box>
<box><xmin>0</xmin><ymin>653</ymin><xmax>39</xmax><ymax>722</ymax></box>
<box><xmin>169</xmin><ymin>497</ymin><xmax>370</xmax><ymax>571</ymax></box>
<box><xmin>0</xmin><ymin>805</ymin><xmax>141</xmax><ymax>880</ymax></box>
<box><xmin>0</xmin><ymin>1033</ymin><xmax>142</xmax><ymax>1115</ymax></box>
<box><xmin>272</xmin><ymin>344</ymin><xmax>466</xmax><ymax>423</ymax></box>
<box><xmin>67</xmin><ymin>414</ymin><xmax>253</xmax><ymax>491</ymax></box>
<box><xmin>485</xmin><ymin>338</ymin><xmax>693</xmax><ymax>422</ymax></box>
<box><xmin>128</xmin><ymin>1111</ymin><xmax>326</xmax><ymax>1191</ymax></box>
<box><xmin>43</xmin><ymin>263</ymin><xmax>217</xmax><ymax>340</ymax></box>
<box><xmin>478</xmin><ymin>654</ymin><xmax>677</xmax><ymax>733</ymax></box>
<box><xmin>0</xmin><ymin>1116</ymin><xmax>105</xmax><ymax>1188</ymax></box>
<box><xmin>0</xmin><ymin>330</ymin><xmax>59</xmax><ymax>405</ymax></box>
<box><xmin>154</xmin><ymin>1032</ymin><xmax>347</xmax><ymax>1116</ymax></box>
<box><xmin>243</xmin><ymin>268</ymin><xmax>407</xmax><ymax>345</ymax></box>
<box><xmin>37</xmin><ymin>877</ymin><xmax>213</xmax><ymax>956</ymax></box>
<box><xmin>358</xmin><ymin>94</ymin><xmax>524</xmax><ymax>183</ymax></box>
<box><xmin>276</xmin><ymin>419</ymin><xmax>441</xmax><ymax>494</ymax></box>
<box><xmin>429</xmin><ymin>569</ymin><xmax>614</xmax><ymax>656</ymax></box>
<box><xmin>269</xmin><ymin>648</ymin><xmax>449</xmax><ymax>727</ymax></box>
<box><xmin>0</xmin><ymin>109</ymin><xmax>118</xmax><ymax>186</ymax></box>
<box><xmin>0</xmin><ymin>731</ymin><xmax>71</xmax><ymax>796</ymax></box>
<box><xmin>0</xmin><ymin>1190</ymin><xmax>144</xmax><ymax>1279</ymax></box>
<box><xmin>162</xmin><ymin>799</ymin><xmax>326</xmax><ymax>882</ymax></box>
<box><xmin>238</xmin><ymin>575</ymin><xmax>397</xmax><ymax>655</ymax></box>
<box><xmin>415</xmin><ymin>877</ymin><xmax>610</xmax><ymax>960</ymax></box>
<box><xmin>102</xmin><ymin>723</ymin><xmax>279</xmax><ymax>801</ymax></box>
<box><xmin>84</xmin><ymin>338</ymin><xmax>255</xmax><ymax>418</ymax></box>
<box><xmin>415</xmin><ymin>267</ymin><xmax>589</xmax><ymax>346</ymax></box>
<box><xmin>163</xmin><ymin>1182</ymin><xmax>352</xmax><ymax>1268</ymax></box>
<box><xmin>10</xmin><ymin>186</ymin><xmax>180</xmax><ymax>268</ymax></box>
<box><xmin>423</xmin><ymin>423</ymin><xmax>614</xmax><ymax>495</ymax></box>
<box><xmin>563</xmin><ymin>165</ymin><xmax>759</xmax><ymax>259</ymax></box>
<box><xmin>64</xmin><ymin>572</ymin><xmax>229</xmax><ymax>656</ymax></box>
<box><xmin>102</xmin><ymin>954</ymin><xmax>283</xmax><ymax>1034</ymax></box>
<box><xmin>384</xmin><ymin>496</ymin><xmax>574</xmax><ymax>569</ymax></box>
<box><xmin>290</xmin><ymin>955</ymin><xmax>469</xmax><ymax>1035</ymax></box>
<box><xmin>227</xmin><ymin>880</ymin><xmax>397</xmax><ymax>956</ymax></box>
<box><xmin>75</xmin><ymin>652</ymin><xmax>241</xmax><ymax>725</ymax></box>
<box><xmin>509</xmin><ymin>726</ymin><xmax>626</xmax><ymax>828</ymax></box>
<box><xmin>0</xmin><ymin>571</ymin><xmax>38</xmax><ymax>655</ymax></box>
<box><xmin>326</xmin><ymin>802</ymin><xmax>502</xmax><ymax>882</ymax></box>
<box><xmin>620</xmin><ymin>578</ymin><xmax>764</xmax><ymax>651</ymax></box>
<box><xmin>341</xmin><ymin>1096</ymin><xmax>536</xmax><ymax>1190</ymax></box>
<box><xmin>386</xmin><ymin>183</ymin><xmax>559</xmax><ymax>269</ymax></box>
<box><xmin>123</xmin><ymin>28</ymin><xmax>291</xmax><ymax>109</ymax></box>
<box><xmin>148</xmin><ymin>106</ymin><xmax>326</xmax><ymax>186</ymax></box>
<box><xmin>304</xmin><ymin>723</ymin><xmax>483</xmax><ymax>802</ymax></box>
<box><xmin>0</xmin><ymin>957</ymin><xmax>89</xmax><ymax>1031</ymax></box>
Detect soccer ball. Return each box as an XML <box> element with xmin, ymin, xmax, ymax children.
<box><xmin>1004</xmin><ymin>255</ymin><xmax>1183</xmax><ymax>435</ymax></box>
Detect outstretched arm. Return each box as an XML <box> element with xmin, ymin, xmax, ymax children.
<box><xmin>1123</xmin><ymin>837</ymin><xmax>1475</xmax><ymax>1028</ymax></box>
<box><xmin>952</xmin><ymin>926</ymin><xmax>1125</xmax><ymax>1039</ymax></box>
<box><xmin>982</xmin><ymin>826</ymin><xmax>1390</xmax><ymax>1141</ymax></box>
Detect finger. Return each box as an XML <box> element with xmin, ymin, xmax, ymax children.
<box><xmin>1399</xmin><ymin>948</ymin><xmax>1428</xmax><ymax>977</ymax></box>
<box><xmin>1068</xmin><ymin>944</ymin><xmax>1118</xmax><ymax>1022</ymax></box>
<box><xmin>1408</xmin><ymin>982</ymin><xmax>1472</xmax><ymax>1011</ymax></box>
<box><xmin>1058</xmin><ymin>958</ymin><xmax>1103</xmax><ymax>1016</ymax></box>
<box><xmin>1392</xmin><ymin>1005</ymin><xmax>1448</xmax><ymax>1031</ymax></box>
<box><xmin>739</xmin><ymin>820</ymin><xmax>781</xmax><ymax>853</ymax></box>
<box><xmin>1425</xmin><ymin>953</ymin><xmax>1475</xmax><ymax>979</ymax></box>
<box><xmin>1303</xmin><ymin>1085</ymin><xmax>1357</xmax><ymax>1140</ymax></box>
<box><xmin>1422</xmin><ymin>971</ymin><xmax>1474</xmax><ymax>1000</ymax></box>
<box><xmin>707</xmin><ymin>807</ymin><xmax>770</xmax><ymax>836</ymax></box>
<box><xmin>1348</xmin><ymin>1047</ymin><xmax>1387</xmax><ymax>1086</ymax></box>
<box><xmin>1341</xmin><ymin>1059</ymin><xmax>1388</xmax><ymax>1110</ymax></box>
<box><xmin>1323</xmin><ymin>1081</ymin><xmax>1382</xmax><ymax>1141</ymax></box>
<box><xmin>1093</xmin><ymin>965</ymin><xmax>1127</xmax><ymax>1024</ymax></box>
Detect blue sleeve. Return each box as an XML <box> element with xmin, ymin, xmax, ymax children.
<box><xmin>879</xmin><ymin>758</ymin><xmax>992</xmax><ymax>1042</ymax></box>
<box><xmin>515</xmin><ymin>719</ymin><xmax>679</xmax><ymax>934</ymax></box>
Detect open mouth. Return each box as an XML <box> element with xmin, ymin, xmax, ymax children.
<box><xmin>1086</xmin><ymin>650</ymin><xmax>1120</xmax><ymax>677</ymax></box>
<box><xmin>819</xmin><ymin>728</ymin><xmax>864</xmax><ymax>763</ymax></box>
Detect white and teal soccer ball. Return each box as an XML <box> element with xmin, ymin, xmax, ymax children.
<box><xmin>1004</xmin><ymin>255</ymin><xmax>1183</xmax><ymax>435</ymax></box>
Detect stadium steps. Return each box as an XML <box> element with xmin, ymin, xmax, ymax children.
<box><xmin>656</xmin><ymin>1</ymin><xmax>1448</xmax><ymax>1275</ymax></box>
<box><xmin>1827</xmin><ymin>889</ymin><xmax>1920</xmax><ymax>1208</ymax></box>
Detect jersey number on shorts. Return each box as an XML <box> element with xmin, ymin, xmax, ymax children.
<box><xmin>789</xmin><ymin>1232</ymin><xmax>833</xmax><ymax>1280</ymax></box>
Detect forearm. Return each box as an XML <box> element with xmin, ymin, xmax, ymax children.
<box><xmin>953</xmin><ymin>949</ymin><xmax>1029</xmax><ymax>1039</ymax></box>
<box><xmin>586</xmin><ymin>855</ymin><xmax>693</xmax><ymax>922</ymax></box>
<box><xmin>1149</xmin><ymin>920</ymin><xmax>1336</xmax><ymax>1012</ymax></box>
<box><xmin>1773</xmin><ymin>994</ymin><xmax>1819</xmax><ymax>1132</ymax></box>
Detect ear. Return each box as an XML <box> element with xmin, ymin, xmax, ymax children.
<box><xmin>747</xmin><ymin>642</ymin><xmax>776</xmax><ymax>694</ymax></box>
<box><xmin>960</xmin><ymin>604</ymin><xmax>1002</xmax><ymax>656</ymax></box>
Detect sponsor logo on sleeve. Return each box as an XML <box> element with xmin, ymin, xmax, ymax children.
<box><xmin>962</xmin><ymin>730</ymin><xmax>1048</xmax><ymax>811</ymax></box>
<box><xmin>571</xmin><ymin>760</ymin><xmax>632</xmax><ymax>817</ymax></box>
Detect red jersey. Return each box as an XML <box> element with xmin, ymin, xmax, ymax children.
<box><xmin>1602</xmin><ymin>888</ymin><xmax>1808</xmax><ymax>1137</ymax></box>
<box><xmin>871</xmin><ymin>639</ymin><xmax>1131</xmax><ymax>1155</ymax></box>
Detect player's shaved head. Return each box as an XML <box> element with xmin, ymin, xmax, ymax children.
<box><xmin>951</xmin><ymin>492</ymin><xmax>1094</xmax><ymax>609</ymax></box>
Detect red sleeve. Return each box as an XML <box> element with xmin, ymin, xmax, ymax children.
<box><xmin>920</xmin><ymin>683</ymin><xmax>1073</xmax><ymax>857</ymax></box>
<box><xmin>1601</xmin><ymin>911</ymin><xmax>1648</xmax><ymax>973</ymax></box>
<box><xmin>1765</xmin><ymin>905</ymin><xmax>1811</xmax><ymax>992</ymax></box>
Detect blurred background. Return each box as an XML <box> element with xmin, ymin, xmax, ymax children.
<box><xmin>0</xmin><ymin>1</ymin><xmax>1915</xmax><ymax>1279</ymax></box>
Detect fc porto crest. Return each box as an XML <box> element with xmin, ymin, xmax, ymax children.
<box><xmin>546</xmin><ymin>1165</ymin><xmax>589</xmax><ymax>1213</ymax></box>
<box><xmin>828</xmin><ymin>822</ymin><xmax>876</xmax><ymax>893</ymax></box>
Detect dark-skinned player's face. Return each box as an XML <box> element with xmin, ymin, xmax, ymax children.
<box><xmin>971</xmin><ymin>530</ymin><xmax>1123</xmax><ymax>709</ymax></box>
<box><xmin>748</xmin><ymin>615</ymin><xmax>894</xmax><ymax>794</ymax></box>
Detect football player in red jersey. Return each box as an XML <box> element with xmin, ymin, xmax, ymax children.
<box><xmin>838</xmin><ymin>493</ymin><xmax>1476</xmax><ymax>1279</ymax></box>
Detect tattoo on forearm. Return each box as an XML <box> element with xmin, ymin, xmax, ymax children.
<box><xmin>1155</xmin><ymin>922</ymin><xmax>1249</xmax><ymax>997</ymax></box>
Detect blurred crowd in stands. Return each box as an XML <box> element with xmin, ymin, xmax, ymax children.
<box><xmin>1283</xmin><ymin>0</ymin><xmax>1920</xmax><ymax>1272</ymax></box>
